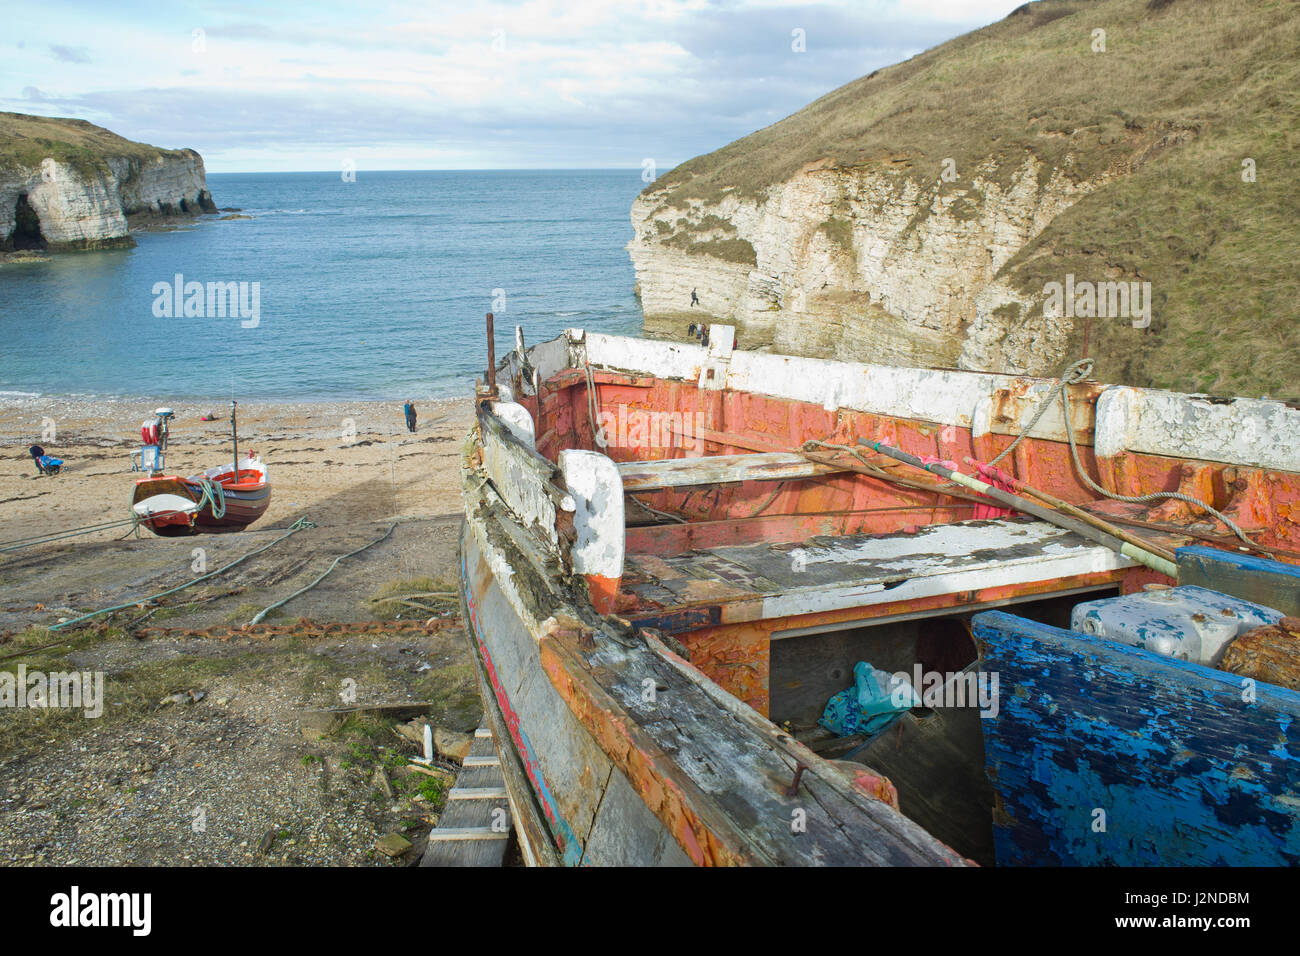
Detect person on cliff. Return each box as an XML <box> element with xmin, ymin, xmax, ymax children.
<box><xmin>403</xmin><ymin>401</ymin><xmax>417</xmax><ymax>433</ymax></box>
<box><xmin>690</xmin><ymin>289</ymin><xmax>700</xmax><ymax>307</ymax></box>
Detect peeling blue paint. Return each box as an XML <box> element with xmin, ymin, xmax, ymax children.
<box><xmin>976</xmin><ymin>610</ymin><xmax>1300</xmax><ymax>866</ymax></box>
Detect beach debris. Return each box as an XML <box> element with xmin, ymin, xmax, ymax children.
<box><xmin>433</xmin><ymin>728</ymin><xmax>473</xmax><ymax>763</ymax></box>
<box><xmin>257</xmin><ymin>829</ymin><xmax>278</xmax><ymax>855</ymax></box>
<box><xmin>406</xmin><ymin>764</ymin><xmax>454</xmax><ymax>784</ymax></box>
<box><xmin>375</xmin><ymin>832</ymin><xmax>412</xmax><ymax>858</ymax></box>
<box><xmin>299</xmin><ymin>710</ymin><xmax>343</xmax><ymax>741</ymax></box>
<box><xmin>393</xmin><ymin>717</ymin><xmax>431</xmax><ymax>747</ymax></box>
<box><xmin>373</xmin><ymin>766</ymin><xmax>395</xmax><ymax>800</ymax></box>
<box><xmin>158</xmin><ymin>689</ymin><xmax>206</xmax><ymax>708</ymax></box>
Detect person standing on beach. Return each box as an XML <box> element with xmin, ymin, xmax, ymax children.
<box><xmin>403</xmin><ymin>400</ymin><xmax>417</xmax><ymax>433</ymax></box>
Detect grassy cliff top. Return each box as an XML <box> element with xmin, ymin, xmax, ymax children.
<box><xmin>0</xmin><ymin>111</ymin><xmax>192</xmax><ymax>177</ymax></box>
<box><xmin>645</xmin><ymin>0</ymin><xmax>1300</xmax><ymax>397</ymax></box>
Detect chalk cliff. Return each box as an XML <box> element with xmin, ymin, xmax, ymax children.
<box><xmin>0</xmin><ymin>112</ymin><xmax>216</xmax><ymax>252</ymax></box>
<box><xmin>629</xmin><ymin>0</ymin><xmax>1300</xmax><ymax>398</ymax></box>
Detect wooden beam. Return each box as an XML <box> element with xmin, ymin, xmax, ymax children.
<box><xmin>618</xmin><ymin>452</ymin><xmax>844</xmax><ymax>491</ymax></box>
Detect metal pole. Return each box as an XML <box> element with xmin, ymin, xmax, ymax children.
<box><xmin>858</xmin><ymin>438</ymin><xmax>1178</xmax><ymax>579</ymax></box>
<box><xmin>485</xmin><ymin>313</ymin><xmax>497</xmax><ymax>398</ymax></box>
<box><xmin>963</xmin><ymin>455</ymin><xmax>1177</xmax><ymax>564</ymax></box>
<box><xmin>231</xmin><ymin>400</ymin><xmax>239</xmax><ymax>480</ymax></box>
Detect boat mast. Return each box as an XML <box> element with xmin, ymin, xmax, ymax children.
<box><xmin>230</xmin><ymin>399</ymin><xmax>239</xmax><ymax>479</ymax></box>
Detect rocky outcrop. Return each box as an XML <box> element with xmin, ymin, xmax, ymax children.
<box><xmin>627</xmin><ymin>0</ymin><xmax>1300</xmax><ymax>398</ymax></box>
<box><xmin>631</xmin><ymin>154</ymin><xmax>1126</xmax><ymax>376</ymax></box>
<box><xmin>1</xmin><ymin>117</ymin><xmax>215</xmax><ymax>253</ymax></box>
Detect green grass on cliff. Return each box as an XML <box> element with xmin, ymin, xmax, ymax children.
<box><xmin>646</xmin><ymin>0</ymin><xmax>1300</xmax><ymax>398</ymax></box>
<box><xmin>0</xmin><ymin>112</ymin><xmax>191</xmax><ymax>177</ymax></box>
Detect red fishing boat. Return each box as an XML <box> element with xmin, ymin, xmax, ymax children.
<box><xmin>131</xmin><ymin>401</ymin><xmax>272</xmax><ymax>536</ymax></box>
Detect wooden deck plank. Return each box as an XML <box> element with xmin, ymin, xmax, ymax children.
<box><xmin>625</xmin><ymin>517</ymin><xmax>1134</xmax><ymax>622</ymax></box>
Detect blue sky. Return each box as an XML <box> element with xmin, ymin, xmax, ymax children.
<box><xmin>5</xmin><ymin>0</ymin><xmax>1023</xmax><ymax>172</ymax></box>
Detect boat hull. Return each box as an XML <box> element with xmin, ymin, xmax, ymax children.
<box><xmin>458</xmin><ymin>519</ymin><xmax>694</xmax><ymax>866</ymax></box>
<box><xmin>132</xmin><ymin>472</ymin><xmax>271</xmax><ymax>536</ymax></box>
<box><xmin>976</xmin><ymin>609</ymin><xmax>1300</xmax><ymax>866</ymax></box>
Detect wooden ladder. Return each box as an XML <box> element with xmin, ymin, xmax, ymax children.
<box><xmin>419</xmin><ymin>727</ymin><xmax>513</xmax><ymax>866</ymax></box>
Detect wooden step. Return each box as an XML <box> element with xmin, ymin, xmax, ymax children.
<box><xmin>419</xmin><ymin>727</ymin><xmax>513</xmax><ymax>867</ymax></box>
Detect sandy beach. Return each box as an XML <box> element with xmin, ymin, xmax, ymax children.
<box><xmin>0</xmin><ymin>394</ymin><xmax>485</xmax><ymax>866</ymax></box>
<box><xmin>0</xmin><ymin>395</ymin><xmax>473</xmax><ymax>545</ymax></box>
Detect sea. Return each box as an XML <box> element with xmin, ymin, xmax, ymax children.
<box><xmin>0</xmin><ymin>169</ymin><xmax>648</xmax><ymax>401</ymax></box>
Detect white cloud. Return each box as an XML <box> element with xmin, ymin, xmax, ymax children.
<box><xmin>5</xmin><ymin>0</ymin><xmax>1017</xmax><ymax>170</ymax></box>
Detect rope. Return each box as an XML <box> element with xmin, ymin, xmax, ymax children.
<box><xmin>48</xmin><ymin>517</ymin><xmax>316</xmax><ymax>632</ymax></box>
<box><xmin>248</xmin><ymin>520</ymin><xmax>398</xmax><ymax>625</ymax></box>
<box><xmin>0</xmin><ymin>517</ymin><xmax>138</xmax><ymax>554</ymax></box>
<box><xmin>801</xmin><ymin>439</ymin><xmax>996</xmax><ymax>508</ymax></box>
<box><xmin>629</xmin><ymin>494</ymin><xmax>687</xmax><ymax>523</ymax></box>
<box><xmin>194</xmin><ymin>478</ymin><xmax>227</xmax><ymax>520</ymax></box>
<box><xmin>986</xmin><ymin>359</ymin><xmax>1095</xmax><ymax>468</ymax></box>
<box><xmin>998</xmin><ymin>358</ymin><xmax>1259</xmax><ymax>549</ymax></box>
<box><xmin>748</xmin><ymin>480</ymin><xmax>788</xmax><ymax>517</ymax></box>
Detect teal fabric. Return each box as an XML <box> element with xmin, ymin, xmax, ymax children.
<box><xmin>819</xmin><ymin>661</ymin><xmax>917</xmax><ymax>737</ymax></box>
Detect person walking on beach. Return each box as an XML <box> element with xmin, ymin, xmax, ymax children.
<box><xmin>403</xmin><ymin>400</ymin><xmax>417</xmax><ymax>433</ymax></box>
<box><xmin>690</xmin><ymin>288</ymin><xmax>700</xmax><ymax>307</ymax></box>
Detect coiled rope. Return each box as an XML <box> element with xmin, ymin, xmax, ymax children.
<box><xmin>193</xmin><ymin>477</ymin><xmax>227</xmax><ymax>520</ymax></box>
<box><xmin>989</xmin><ymin>358</ymin><xmax>1258</xmax><ymax>549</ymax></box>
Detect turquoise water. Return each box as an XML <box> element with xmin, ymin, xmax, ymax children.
<box><xmin>0</xmin><ymin>170</ymin><xmax>647</xmax><ymax>400</ymax></box>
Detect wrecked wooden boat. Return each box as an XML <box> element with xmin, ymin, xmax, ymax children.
<box><xmin>458</xmin><ymin>320</ymin><xmax>1300</xmax><ymax>866</ymax></box>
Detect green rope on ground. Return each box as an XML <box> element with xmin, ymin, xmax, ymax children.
<box><xmin>0</xmin><ymin>517</ymin><xmax>139</xmax><ymax>554</ymax></box>
<box><xmin>248</xmin><ymin>520</ymin><xmax>398</xmax><ymax>626</ymax></box>
<box><xmin>48</xmin><ymin>517</ymin><xmax>317</xmax><ymax>632</ymax></box>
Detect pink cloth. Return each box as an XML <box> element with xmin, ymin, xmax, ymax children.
<box><xmin>969</xmin><ymin>461</ymin><xmax>1017</xmax><ymax>519</ymax></box>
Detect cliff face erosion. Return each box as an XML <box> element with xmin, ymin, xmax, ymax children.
<box><xmin>629</xmin><ymin>0</ymin><xmax>1300</xmax><ymax>398</ymax></box>
<box><xmin>0</xmin><ymin>112</ymin><xmax>216</xmax><ymax>252</ymax></box>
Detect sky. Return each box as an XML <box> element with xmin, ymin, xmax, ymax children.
<box><xmin>4</xmin><ymin>0</ymin><xmax>1024</xmax><ymax>173</ymax></box>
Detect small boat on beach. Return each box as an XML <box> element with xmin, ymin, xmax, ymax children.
<box><xmin>457</xmin><ymin>318</ymin><xmax>1300</xmax><ymax>867</ymax></box>
<box><xmin>131</xmin><ymin>401</ymin><xmax>272</xmax><ymax>536</ymax></box>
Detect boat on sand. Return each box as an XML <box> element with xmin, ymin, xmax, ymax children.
<box><xmin>131</xmin><ymin>401</ymin><xmax>271</xmax><ymax>536</ymax></box>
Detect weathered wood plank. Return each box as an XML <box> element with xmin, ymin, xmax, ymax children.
<box><xmin>1176</xmin><ymin>545</ymin><xmax>1300</xmax><ymax>616</ymax></box>
<box><xmin>420</xmin><ymin>725</ymin><xmax>513</xmax><ymax>868</ymax></box>
<box><xmin>542</xmin><ymin>624</ymin><xmax>970</xmax><ymax>866</ymax></box>
<box><xmin>976</xmin><ymin>609</ymin><xmax>1300</xmax><ymax>866</ymax></box>
<box><xmin>618</xmin><ymin>452</ymin><xmax>843</xmax><ymax>491</ymax></box>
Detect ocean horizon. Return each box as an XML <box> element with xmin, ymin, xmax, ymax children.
<box><xmin>0</xmin><ymin>169</ymin><xmax>648</xmax><ymax>402</ymax></box>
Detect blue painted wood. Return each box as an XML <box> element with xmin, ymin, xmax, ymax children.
<box><xmin>1176</xmin><ymin>545</ymin><xmax>1300</xmax><ymax>616</ymax></box>
<box><xmin>975</xmin><ymin>609</ymin><xmax>1300</xmax><ymax>866</ymax></box>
